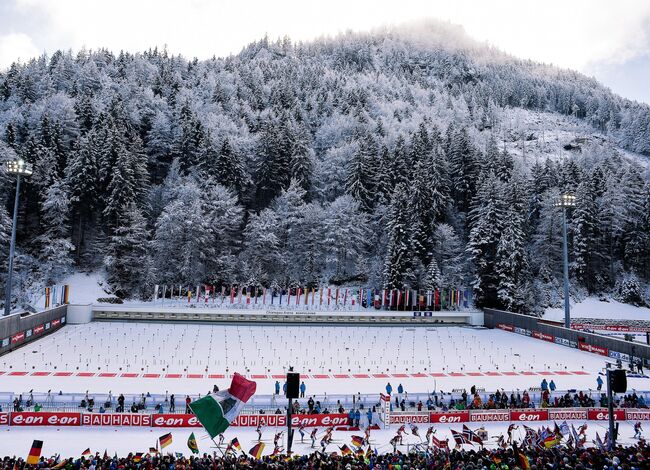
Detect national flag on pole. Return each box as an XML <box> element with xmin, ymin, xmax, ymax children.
<box><xmin>249</xmin><ymin>442</ymin><xmax>264</xmax><ymax>459</ymax></box>
<box><xmin>26</xmin><ymin>441</ymin><xmax>43</xmax><ymax>466</ymax></box>
<box><xmin>451</xmin><ymin>429</ymin><xmax>471</xmax><ymax>446</ymax></box>
<box><xmin>462</xmin><ymin>424</ymin><xmax>484</xmax><ymax>445</ymax></box>
<box><xmin>231</xmin><ymin>438</ymin><xmax>241</xmax><ymax>451</ymax></box>
<box><xmin>159</xmin><ymin>432</ymin><xmax>172</xmax><ymax>449</ymax></box>
<box><xmin>187</xmin><ymin>432</ymin><xmax>199</xmax><ymax>454</ymax></box>
<box><xmin>432</xmin><ymin>435</ymin><xmax>449</xmax><ymax>449</ymax></box>
<box><xmin>339</xmin><ymin>444</ymin><xmax>352</xmax><ymax>456</ymax></box>
<box><xmin>351</xmin><ymin>435</ymin><xmax>364</xmax><ymax>447</ymax></box>
<box><xmin>189</xmin><ymin>373</ymin><xmax>256</xmax><ymax>438</ymax></box>
<box><xmin>149</xmin><ymin>447</ymin><xmax>158</xmax><ymax>454</ymax></box>
<box><xmin>81</xmin><ymin>448</ymin><xmax>91</xmax><ymax>456</ymax></box>
<box><xmin>133</xmin><ymin>453</ymin><xmax>144</xmax><ymax>463</ymax></box>
<box><xmin>512</xmin><ymin>442</ymin><xmax>530</xmax><ymax>470</ymax></box>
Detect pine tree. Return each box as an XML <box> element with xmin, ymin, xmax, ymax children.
<box><xmin>213</xmin><ymin>138</ymin><xmax>248</xmax><ymax>196</ymax></box>
<box><xmin>572</xmin><ymin>179</ymin><xmax>599</xmax><ymax>292</ymax></box>
<box><xmin>345</xmin><ymin>133</ymin><xmax>378</xmax><ymax>212</ymax></box>
<box><xmin>36</xmin><ymin>179</ymin><xmax>74</xmax><ymax>285</ymax></box>
<box><xmin>383</xmin><ymin>184</ymin><xmax>414</xmax><ymax>289</ymax></box>
<box><xmin>104</xmin><ymin>203</ymin><xmax>152</xmax><ymax>298</ymax></box>
<box><xmin>424</xmin><ymin>257</ymin><xmax>442</xmax><ymax>290</ymax></box>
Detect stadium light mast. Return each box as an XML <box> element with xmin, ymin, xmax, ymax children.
<box><xmin>554</xmin><ymin>193</ymin><xmax>575</xmax><ymax>329</ymax></box>
<box><xmin>3</xmin><ymin>159</ymin><xmax>33</xmax><ymax>316</ymax></box>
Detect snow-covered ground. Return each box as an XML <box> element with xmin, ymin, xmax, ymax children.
<box><xmin>544</xmin><ymin>297</ymin><xmax>650</xmax><ymax>322</ymax></box>
<box><xmin>0</xmin><ymin>322</ymin><xmax>646</xmax><ymax>396</ymax></box>
<box><xmin>0</xmin><ymin>422</ymin><xmax>641</xmax><ymax>458</ymax></box>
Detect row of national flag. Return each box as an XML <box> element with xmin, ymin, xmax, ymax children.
<box><xmin>153</xmin><ymin>284</ymin><xmax>472</xmax><ymax>309</ymax></box>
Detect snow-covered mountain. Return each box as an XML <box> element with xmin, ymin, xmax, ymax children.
<box><xmin>0</xmin><ymin>20</ymin><xmax>648</xmax><ymax>314</ymax></box>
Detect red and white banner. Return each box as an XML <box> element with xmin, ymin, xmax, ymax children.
<box><xmin>52</xmin><ymin>318</ymin><xmax>61</xmax><ymax>327</ymax></box>
<box><xmin>33</xmin><ymin>325</ymin><xmax>45</xmax><ymax>334</ymax></box>
<box><xmin>11</xmin><ymin>332</ymin><xmax>24</xmax><ymax>344</ymax></box>
<box><xmin>587</xmin><ymin>409</ymin><xmax>626</xmax><ymax>421</ymax></box>
<box><xmin>548</xmin><ymin>409</ymin><xmax>588</xmax><ymax>421</ymax></box>
<box><xmin>496</xmin><ymin>324</ymin><xmax>514</xmax><ymax>332</ymax></box>
<box><xmin>578</xmin><ymin>342</ymin><xmax>608</xmax><ymax>356</ymax></box>
<box><xmin>469</xmin><ymin>410</ymin><xmax>510</xmax><ymax>422</ymax></box>
<box><xmin>429</xmin><ymin>411</ymin><xmax>469</xmax><ymax>424</ymax></box>
<box><xmin>626</xmin><ymin>410</ymin><xmax>650</xmax><ymax>421</ymax></box>
<box><xmin>152</xmin><ymin>414</ymin><xmax>200</xmax><ymax>428</ymax></box>
<box><xmin>389</xmin><ymin>413</ymin><xmax>430</xmax><ymax>424</ymax></box>
<box><xmin>510</xmin><ymin>410</ymin><xmax>549</xmax><ymax>422</ymax></box>
<box><xmin>10</xmin><ymin>412</ymin><xmax>81</xmax><ymax>426</ymax></box>
<box><xmin>82</xmin><ymin>413</ymin><xmax>151</xmax><ymax>427</ymax></box>
<box><xmin>572</xmin><ymin>324</ymin><xmax>650</xmax><ymax>333</ymax></box>
<box><xmin>532</xmin><ymin>331</ymin><xmax>554</xmax><ymax>342</ymax></box>
<box><xmin>0</xmin><ymin>413</ymin><xmax>9</xmax><ymax>426</ymax></box>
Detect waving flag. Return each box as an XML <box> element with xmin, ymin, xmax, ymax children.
<box><xmin>249</xmin><ymin>442</ymin><xmax>265</xmax><ymax>459</ymax></box>
<box><xmin>351</xmin><ymin>435</ymin><xmax>364</xmax><ymax>448</ymax></box>
<box><xmin>159</xmin><ymin>433</ymin><xmax>172</xmax><ymax>449</ymax></box>
<box><xmin>451</xmin><ymin>429</ymin><xmax>472</xmax><ymax>446</ymax></box>
<box><xmin>189</xmin><ymin>373</ymin><xmax>256</xmax><ymax>438</ymax></box>
<box><xmin>462</xmin><ymin>424</ymin><xmax>484</xmax><ymax>445</ymax></box>
<box><xmin>27</xmin><ymin>441</ymin><xmax>43</xmax><ymax>465</ymax></box>
<box><xmin>187</xmin><ymin>432</ymin><xmax>199</xmax><ymax>454</ymax></box>
<box><xmin>231</xmin><ymin>438</ymin><xmax>241</xmax><ymax>451</ymax></box>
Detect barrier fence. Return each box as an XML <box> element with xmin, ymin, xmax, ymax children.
<box><xmin>1</xmin><ymin>408</ymin><xmax>650</xmax><ymax>428</ymax></box>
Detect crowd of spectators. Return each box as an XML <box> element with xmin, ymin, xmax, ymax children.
<box><xmin>1</xmin><ymin>441</ymin><xmax>648</xmax><ymax>470</ymax></box>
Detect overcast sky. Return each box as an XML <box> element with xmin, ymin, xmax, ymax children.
<box><xmin>0</xmin><ymin>0</ymin><xmax>649</xmax><ymax>104</ymax></box>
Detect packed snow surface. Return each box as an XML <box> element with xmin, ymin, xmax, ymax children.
<box><xmin>1</xmin><ymin>322</ymin><xmax>645</xmax><ymax>395</ymax></box>
<box><xmin>544</xmin><ymin>297</ymin><xmax>650</xmax><ymax>322</ymax></box>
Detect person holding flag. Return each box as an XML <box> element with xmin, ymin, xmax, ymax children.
<box><xmin>189</xmin><ymin>373</ymin><xmax>256</xmax><ymax>439</ymax></box>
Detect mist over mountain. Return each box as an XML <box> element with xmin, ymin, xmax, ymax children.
<box><xmin>0</xmin><ymin>20</ymin><xmax>648</xmax><ymax>314</ymax></box>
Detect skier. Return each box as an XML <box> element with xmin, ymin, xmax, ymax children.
<box><xmin>310</xmin><ymin>428</ymin><xmax>318</xmax><ymax>448</ymax></box>
<box><xmin>396</xmin><ymin>425</ymin><xmax>406</xmax><ymax>444</ymax></box>
<box><xmin>426</xmin><ymin>426</ymin><xmax>435</xmax><ymax>444</ymax></box>
<box><xmin>217</xmin><ymin>433</ymin><xmax>225</xmax><ymax>446</ymax></box>
<box><xmin>410</xmin><ymin>424</ymin><xmax>420</xmax><ymax>439</ymax></box>
<box><xmin>298</xmin><ymin>424</ymin><xmax>306</xmax><ymax>443</ymax></box>
<box><xmin>256</xmin><ymin>424</ymin><xmax>262</xmax><ymax>441</ymax></box>
<box><xmin>507</xmin><ymin>424</ymin><xmax>517</xmax><ymax>444</ymax></box>
<box><xmin>320</xmin><ymin>437</ymin><xmax>327</xmax><ymax>453</ymax></box>
<box><xmin>597</xmin><ymin>376</ymin><xmax>604</xmax><ymax>391</ymax></box>
<box><xmin>364</xmin><ymin>426</ymin><xmax>371</xmax><ymax>444</ymax></box>
<box><xmin>273</xmin><ymin>431</ymin><xmax>284</xmax><ymax>447</ymax></box>
<box><xmin>634</xmin><ymin>421</ymin><xmax>643</xmax><ymax>439</ymax></box>
<box><xmin>386</xmin><ymin>382</ymin><xmax>393</xmax><ymax>395</ymax></box>
<box><xmin>390</xmin><ymin>435</ymin><xmax>399</xmax><ymax>453</ymax></box>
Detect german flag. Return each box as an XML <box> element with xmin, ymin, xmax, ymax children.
<box><xmin>81</xmin><ymin>448</ymin><xmax>91</xmax><ymax>456</ymax></box>
<box><xmin>351</xmin><ymin>435</ymin><xmax>364</xmax><ymax>448</ymax></box>
<box><xmin>159</xmin><ymin>433</ymin><xmax>173</xmax><ymax>449</ymax></box>
<box><xmin>133</xmin><ymin>453</ymin><xmax>144</xmax><ymax>463</ymax></box>
<box><xmin>52</xmin><ymin>458</ymin><xmax>68</xmax><ymax>469</ymax></box>
<box><xmin>149</xmin><ymin>447</ymin><xmax>158</xmax><ymax>454</ymax></box>
<box><xmin>355</xmin><ymin>447</ymin><xmax>364</xmax><ymax>457</ymax></box>
<box><xmin>231</xmin><ymin>438</ymin><xmax>241</xmax><ymax>451</ymax></box>
<box><xmin>339</xmin><ymin>444</ymin><xmax>352</xmax><ymax>456</ymax></box>
<box><xmin>249</xmin><ymin>442</ymin><xmax>265</xmax><ymax>459</ymax></box>
<box><xmin>26</xmin><ymin>441</ymin><xmax>43</xmax><ymax>465</ymax></box>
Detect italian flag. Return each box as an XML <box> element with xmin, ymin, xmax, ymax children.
<box><xmin>189</xmin><ymin>373</ymin><xmax>256</xmax><ymax>438</ymax></box>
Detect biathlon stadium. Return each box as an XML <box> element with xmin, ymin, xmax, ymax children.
<box><xmin>1</xmin><ymin>287</ymin><xmax>649</xmax><ymax>461</ymax></box>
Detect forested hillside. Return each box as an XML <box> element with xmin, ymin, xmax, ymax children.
<box><xmin>0</xmin><ymin>22</ymin><xmax>649</xmax><ymax>313</ymax></box>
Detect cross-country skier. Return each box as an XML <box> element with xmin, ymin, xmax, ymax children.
<box><xmin>425</xmin><ymin>426</ymin><xmax>435</xmax><ymax>444</ymax></box>
<box><xmin>273</xmin><ymin>431</ymin><xmax>284</xmax><ymax>447</ymax></box>
<box><xmin>320</xmin><ymin>437</ymin><xmax>328</xmax><ymax>452</ymax></box>
<box><xmin>218</xmin><ymin>433</ymin><xmax>225</xmax><ymax>446</ymax></box>
<box><xmin>298</xmin><ymin>424</ymin><xmax>306</xmax><ymax>443</ymax></box>
<box><xmin>507</xmin><ymin>424</ymin><xmax>517</xmax><ymax>444</ymax></box>
<box><xmin>634</xmin><ymin>421</ymin><xmax>643</xmax><ymax>439</ymax></box>
<box><xmin>390</xmin><ymin>435</ymin><xmax>399</xmax><ymax>453</ymax></box>
<box><xmin>310</xmin><ymin>428</ymin><xmax>318</xmax><ymax>448</ymax></box>
<box><xmin>364</xmin><ymin>426</ymin><xmax>371</xmax><ymax>444</ymax></box>
<box><xmin>256</xmin><ymin>424</ymin><xmax>262</xmax><ymax>441</ymax></box>
<box><xmin>410</xmin><ymin>424</ymin><xmax>420</xmax><ymax>439</ymax></box>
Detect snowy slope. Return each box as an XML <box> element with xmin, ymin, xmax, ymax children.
<box><xmin>544</xmin><ymin>297</ymin><xmax>650</xmax><ymax>322</ymax></box>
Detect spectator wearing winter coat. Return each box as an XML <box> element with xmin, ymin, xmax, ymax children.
<box><xmin>385</xmin><ymin>383</ymin><xmax>393</xmax><ymax>395</ymax></box>
<box><xmin>275</xmin><ymin>381</ymin><xmax>280</xmax><ymax>395</ymax></box>
<box><xmin>283</xmin><ymin>382</ymin><xmax>287</xmax><ymax>395</ymax></box>
<box><xmin>597</xmin><ymin>375</ymin><xmax>604</xmax><ymax>391</ymax></box>
<box><xmin>348</xmin><ymin>409</ymin><xmax>355</xmax><ymax>426</ymax></box>
<box><xmin>541</xmin><ymin>378</ymin><xmax>548</xmax><ymax>391</ymax></box>
<box><xmin>549</xmin><ymin>380</ymin><xmax>556</xmax><ymax>392</ymax></box>
<box><xmin>354</xmin><ymin>409</ymin><xmax>360</xmax><ymax>426</ymax></box>
<box><xmin>366</xmin><ymin>408</ymin><xmax>373</xmax><ymax>425</ymax></box>
<box><xmin>300</xmin><ymin>381</ymin><xmax>306</xmax><ymax>398</ymax></box>
<box><xmin>397</xmin><ymin>384</ymin><xmax>404</xmax><ymax>395</ymax></box>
